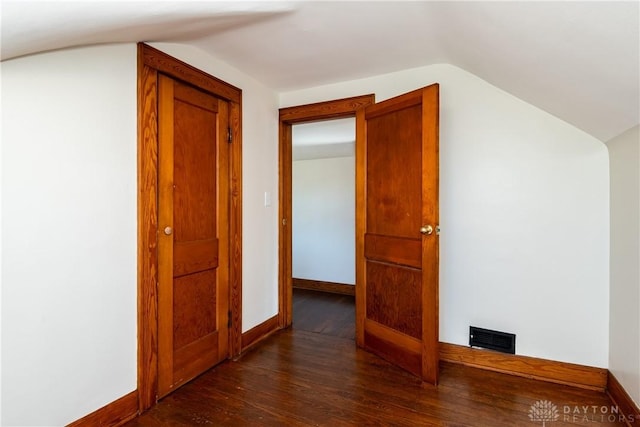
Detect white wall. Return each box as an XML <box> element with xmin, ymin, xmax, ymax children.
<box><xmin>293</xmin><ymin>156</ymin><xmax>355</xmax><ymax>284</ymax></box>
<box><xmin>280</xmin><ymin>64</ymin><xmax>610</xmax><ymax>367</ymax></box>
<box><xmin>0</xmin><ymin>47</ymin><xmax>5</xmax><ymax>426</ymax></box>
<box><xmin>606</xmin><ymin>125</ymin><xmax>640</xmax><ymax>406</ymax></box>
<box><xmin>0</xmin><ymin>39</ymin><xmax>619</xmax><ymax>423</ymax></box>
<box><xmin>1</xmin><ymin>44</ymin><xmax>138</xmax><ymax>426</ymax></box>
<box><xmin>1</xmin><ymin>41</ymin><xmax>279</xmax><ymax>425</ymax></box>
<box><xmin>149</xmin><ymin>43</ymin><xmax>280</xmax><ymax>333</ymax></box>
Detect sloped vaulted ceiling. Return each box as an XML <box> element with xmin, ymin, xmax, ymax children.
<box><xmin>1</xmin><ymin>1</ymin><xmax>638</xmax><ymax>141</ymax></box>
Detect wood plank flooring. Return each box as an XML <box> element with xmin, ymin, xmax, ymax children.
<box><xmin>125</xmin><ymin>289</ymin><xmax>626</xmax><ymax>426</ymax></box>
<box><xmin>292</xmin><ymin>288</ymin><xmax>355</xmax><ymax>339</ymax></box>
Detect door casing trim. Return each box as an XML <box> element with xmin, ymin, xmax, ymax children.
<box><xmin>137</xmin><ymin>43</ymin><xmax>243</xmax><ymax>412</ymax></box>
<box><xmin>277</xmin><ymin>95</ymin><xmax>375</xmax><ymax>329</ymax></box>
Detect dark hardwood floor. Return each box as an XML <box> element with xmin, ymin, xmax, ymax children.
<box><xmin>292</xmin><ymin>288</ymin><xmax>355</xmax><ymax>339</ymax></box>
<box><xmin>125</xmin><ymin>289</ymin><xmax>625</xmax><ymax>426</ymax></box>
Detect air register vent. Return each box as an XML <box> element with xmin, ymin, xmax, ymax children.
<box><xmin>469</xmin><ymin>326</ymin><xmax>516</xmax><ymax>354</ymax></box>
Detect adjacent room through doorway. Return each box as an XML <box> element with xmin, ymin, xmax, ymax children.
<box><xmin>291</xmin><ymin>117</ymin><xmax>357</xmax><ymax>338</ymax></box>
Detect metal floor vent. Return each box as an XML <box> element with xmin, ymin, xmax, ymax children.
<box><xmin>469</xmin><ymin>326</ymin><xmax>516</xmax><ymax>354</ymax></box>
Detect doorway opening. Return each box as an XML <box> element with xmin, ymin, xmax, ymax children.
<box><xmin>291</xmin><ymin>118</ymin><xmax>357</xmax><ymax>339</ymax></box>
<box><xmin>279</xmin><ymin>86</ymin><xmax>440</xmax><ymax>384</ymax></box>
<box><xmin>277</xmin><ymin>95</ymin><xmax>375</xmax><ymax>332</ymax></box>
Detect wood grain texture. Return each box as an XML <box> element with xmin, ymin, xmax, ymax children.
<box><xmin>141</xmin><ymin>44</ymin><xmax>241</xmax><ymax>104</ymax></box>
<box><xmin>157</xmin><ymin>75</ymin><xmax>229</xmax><ymax>398</ymax></box>
<box><xmin>360</xmin><ymin>85</ymin><xmax>439</xmax><ymax>384</ymax></box>
<box><xmin>172</xmin><ymin>89</ymin><xmax>218</xmax><ymax>243</ymax></box>
<box><xmin>137</xmin><ymin>42</ymin><xmax>243</xmax><ymax>411</ymax></box>
<box><xmin>364</xmin><ymin>233</ymin><xmax>421</xmax><ymax>268</ymax></box>
<box><xmin>440</xmin><ymin>342</ymin><xmax>608</xmax><ymax>391</ymax></box>
<box><xmin>173</xmin><ymin>239</ymin><xmax>219</xmax><ymax>277</ymax></box>
<box><xmin>216</xmin><ymin>100</ymin><xmax>231</xmax><ymax>362</ymax></box>
<box><xmin>365</xmin><ymin>328</ymin><xmax>422</xmax><ymax>377</ymax></box>
<box><xmin>229</xmin><ymin>100</ymin><xmax>243</xmax><ymax>358</ymax></box>
<box><xmin>278</xmin><ymin>94</ymin><xmax>375</xmax><ymax>332</ymax></box>
<box><xmin>173</xmin><ymin>332</ymin><xmax>220</xmax><ymax>386</ymax></box>
<box><xmin>174</xmin><ymin>81</ymin><xmax>219</xmax><ymax>111</ymax></box>
<box><xmin>124</xmin><ymin>328</ymin><xmax>624</xmax><ymax>427</ymax></box>
<box><xmin>365</xmin><ymin>318</ymin><xmax>421</xmax><ymax>353</ymax></box>
<box><xmin>67</xmin><ymin>391</ymin><xmax>138</xmax><ymax>427</ymax></box>
<box><xmin>366</xmin><ymin>261</ymin><xmax>422</xmax><ymax>339</ymax></box>
<box><xmin>420</xmin><ymin>84</ymin><xmax>440</xmax><ymax>385</ymax></box>
<box><xmin>293</xmin><ymin>288</ymin><xmax>355</xmax><ymax>339</ymax></box>
<box><xmin>156</xmin><ymin>74</ymin><xmax>175</xmax><ymax>397</ymax></box>
<box><xmin>292</xmin><ymin>277</ymin><xmax>355</xmax><ymax>296</ymax></box>
<box><xmin>241</xmin><ymin>314</ymin><xmax>280</xmax><ymax>352</ymax></box>
<box><xmin>124</xmin><ymin>292</ymin><xmax>624</xmax><ymax>427</ymax></box>
<box><xmin>136</xmin><ymin>49</ymin><xmax>159</xmax><ymax>412</ymax></box>
<box><xmin>365</xmin><ymin>102</ymin><xmax>422</xmax><ymax>238</ymax></box>
<box><xmin>173</xmin><ymin>271</ymin><xmax>217</xmax><ymax>349</ymax></box>
<box><xmin>278</xmin><ymin>121</ymin><xmax>293</xmax><ymax>328</ymax></box>
<box><xmin>280</xmin><ymin>94</ymin><xmax>376</xmax><ymax>123</ymax></box>
<box><xmin>365</xmin><ymin>87</ymin><xmax>422</xmax><ymax>120</ymax></box>
<box><xmin>607</xmin><ymin>371</ymin><xmax>640</xmax><ymax>426</ymax></box>
<box><xmin>355</xmin><ymin>107</ymin><xmax>366</xmax><ymax>348</ymax></box>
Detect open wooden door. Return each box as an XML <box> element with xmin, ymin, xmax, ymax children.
<box><xmin>355</xmin><ymin>84</ymin><xmax>439</xmax><ymax>384</ymax></box>
<box><xmin>157</xmin><ymin>74</ymin><xmax>230</xmax><ymax>397</ymax></box>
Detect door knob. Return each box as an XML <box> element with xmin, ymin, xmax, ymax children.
<box><xmin>420</xmin><ymin>225</ymin><xmax>433</xmax><ymax>235</ymax></box>
<box><xmin>164</xmin><ymin>226</ymin><xmax>173</xmax><ymax>235</ymax></box>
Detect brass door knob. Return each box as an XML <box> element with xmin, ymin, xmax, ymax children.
<box><xmin>420</xmin><ymin>225</ymin><xmax>433</xmax><ymax>235</ymax></box>
<box><xmin>164</xmin><ymin>226</ymin><xmax>173</xmax><ymax>235</ymax></box>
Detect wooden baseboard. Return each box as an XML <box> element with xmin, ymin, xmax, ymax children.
<box><xmin>439</xmin><ymin>342</ymin><xmax>607</xmax><ymax>391</ymax></box>
<box><xmin>607</xmin><ymin>371</ymin><xmax>640</xmax><ymax>426</ymax></box>
<box><xmin>241</xmin><ymin>314</ymin><xmax>280</xmax><ymax>352</ymax></box>
<box><xmin>292</xmin><ymin>278</ymin><xmax>355</xmax><ymax>296</ymax></box>
<box><xmin>67</xmin><ymin>390</ymin><xmax>138</xmax><ymax>427</ymax></box>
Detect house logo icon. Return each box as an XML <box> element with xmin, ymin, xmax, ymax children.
<box><xmin>529</xmin><ymin>400</ymin><xmax>559</xmax><ymax>426</ymax></box>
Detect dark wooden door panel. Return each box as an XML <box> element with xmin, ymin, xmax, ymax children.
<box><xmin>363</xmin><ymin>324</ymin><xmax>422</xmax><ymax>377</ymax></box>
<box><xmin>366</xmin><ymin>103</ymin><xmax>422</xmax><ymax>239</ymax></box>
<box><xmin>173</xmin><ymin>331</ymin><xmax>219</xmax><ymax>385</ymax></box>
<box><xmin>158</xmin><ymin>74</ymin><xmax>230</xmax><ymax>397</ymax></box>
<box><xmin>357</xmin><ymin>85</ymin><xmax>439</xmax><ymax>384</ymax></box>
<box><xmin>173</xmin><ymin>95</ymin><xmax>217</xmax><ymax>243</ymax></box>
<box><xmin>173</xmin><ymin>239</ymin><xmax>219</xmax><ymax>277</ymax></box>
<box><xmin>173</xmin><ymin>270</ymin><xmax>218</xmax><ymax>349</ymax></box>
<box><xmin>364</xmin><ymin>234</ymin><xmax>421</xmax><ymax>268</ymax></box>
<box><xmin>365</xmin><ymin>261</ymin><xmax>422</xmax><ymax>339</ymax></box>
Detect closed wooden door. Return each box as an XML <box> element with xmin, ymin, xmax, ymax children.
<box><xmin>157</xmin><ymin>74</ymin><xmax>230</xmax><ymax>397</ymax></box>
<box><xmin>356</xmin><ymin>84</ymin><xmax>439</xmax><ymax>384</ymax></box>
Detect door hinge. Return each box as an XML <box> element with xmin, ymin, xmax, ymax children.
<box><xmin>227</xmin><ymin>127</ymin><xmax>232</xmax><ymax>143</ymax></box>
<box><xmin>228</xmin><ymin>310</ymin><xmax>232</xmax><ymax>328</ymax></box>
